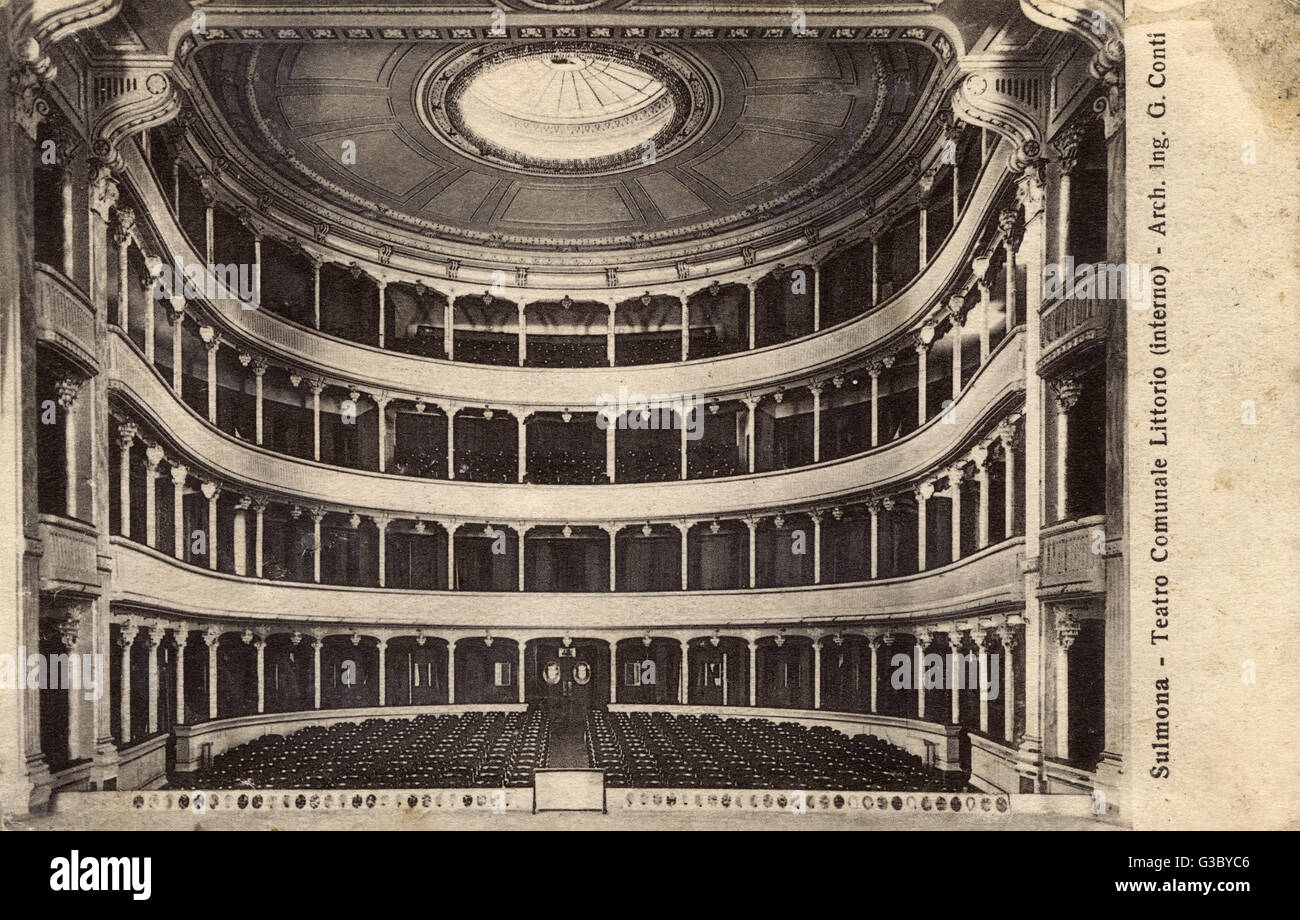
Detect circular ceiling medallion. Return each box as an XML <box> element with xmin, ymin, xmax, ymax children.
<box><xmin>422</xmin><ymin>42</ymin><xmax>714</xmax><ymax>176</ymax></box>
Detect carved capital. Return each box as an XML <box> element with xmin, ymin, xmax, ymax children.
<box><xmin>168</xmin><ymin>463</ymin><xmax>188</xmax><ymax>487</ymax></box>
<box><xmin>116</xmin><ymin>421</ymin><xmax>139</xmax><ymax>452</ymax></box>
<box><xmin>8</xmin><ymin>42</ymin><xmax>57</xmax><ymax>142</ymax></box>
<box><xmin>113</xmin><ymin>207</ymin><xmax>136</xmax><ymax>247</ymax></box>
<box><xmin>54</xmin><ymin>376</ymin><xmax>82</xmax><ymax>410</ymax></box>
<box><xmin>1052</xmin><ymin>376</ymin><xmax>1083</xmax><ymax>413</ymax></box>
<box><xmin>1052</xmin><ymin>123</ymin><xmax>1088</xmax><ymax>177</ymax></box>
<box><xmin>1056</xmin><ymin>612</ymin><xmax>1082</xmax><ymax>650</ymax></box>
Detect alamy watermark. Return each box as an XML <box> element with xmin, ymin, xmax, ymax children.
<box><xmin>0</xmin><ymin>649</ymin><xmax>104</xmax><ymax>701</ymax></box>
<box><xmin>150</xmin><ymin>255</ymin><xmax>261</xmax><ymax>309</ymax></box>
<box><xmin>595</xmin><ymin>387</ymin><xmax>704</xmax><ymax>440</ymax></box>
<box><xmin>1042</xmin><ymin>257</ymin><xmax>1167</xmax><ymax>309</ymax></box>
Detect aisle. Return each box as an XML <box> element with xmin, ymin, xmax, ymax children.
<box><xmin>545</xmin><ymin>701</ymin><xmax>591</xmax><ymax>768</ymax></box>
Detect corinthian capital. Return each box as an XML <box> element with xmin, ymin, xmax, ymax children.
<box><xmin>8</xmin><ymin>40</ymin><xmax>57</xmax><ymax>141</ymax></box>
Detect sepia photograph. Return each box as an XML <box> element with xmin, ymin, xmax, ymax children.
<box><xmin>0</xmin><ymin>0</ymin><xmax>1295</xmax><ymax>880</ymax></box>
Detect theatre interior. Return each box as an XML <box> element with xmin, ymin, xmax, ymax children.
<box><xmin>0</xmin><ymin>0</ymin><xmax>1128</xmax><ymax>825</ymax></box>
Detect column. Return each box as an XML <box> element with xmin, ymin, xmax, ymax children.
<box><xmin>116</xmin><ymin>423</ymin><xmax>137</xmax><ymax>538</ymax></box>
<box><xmin>678</xmin><ymin>639</ymin><xmax>688</xmax><ymax>704</ymax></box>
<box><xmin>517</xmin><ymin>524</ymin><xmax>529</xmax><ymax>591</ymax></box>
<box><xmin>1053</xmin><ymin>125</ymin><xmax>1085</xmax><ymax>266</ymax></box>
<box><xmin>251</xmin><ymin>233</ymin><xmax>262</xmax><ymax>309</ymax></box>
<box><xmin>250</xmin><ymin>358</ymin><xmax>267</xmax><ymax>446</ymax></box>
<box><xmin>144</xmin><ymin>277</ymin><xmax>156</xmax><ymax>364</ymax></box>
<box><xmin>915</xmin><ymin>482</ymin><xmax>933</xmax><ymax>571</ymax></box>
<box><xmin>947</xmin><ymin>630</ymin><xmax>963</xmax><ymax>725</ymax></box>
<box><xmin>375</xmin><ymin>394</ymin><xmax>390</xmax><ymax>473</ymax></box>
<box><xmin>253</xmin><ymin>635</ymin><xmax>266</xmax><ymax>713</ymax></box>
<box><xmin>606</xmin><ymin>525</ymin><xmax>618</xmax><ymax>592</ymax></box>
<box><xmin>442</xmin><ymin>297</ymin><xmax>456</xmax><ymax>360</ymax></box>
<box><xmin>1052</xmin><ymin>377</ymin><xmax>1081</xmax><ymax>522</ymax></box>
<box><xmin>446</xmin><ymin>522</ymin><xmax>456</xmax><ymax>590</ymax></box>
<box><xmin>745</xmin><ymin>518</ymin><xmax>758</xmax><ymax>588</ymax></box>
<box><xmin>517</xmin><ymin>302</ymin><xmax>526</xmax><ymax>366</ymax></box>
<box><xmin>1001</xmin><ymin>421</ymin><xmax>1018</xmax><ymax>537</ymax></box>
<box><xmin>746</xmin><ymin>284</ymin><xmax>756</xmax><ymax>350</ymax></box>
<box><xmin>173</xmin><ymin>629</ymin><xmax>188</xmax><ymax>725</ymax></box>
<box><xmin>55</xmin><ymin>377</ymin><xmax>81</xmax><ymax>518</ymax></box>
<box><xmin>747</xmin><ymin>638</ymin><xmax>757</xmax><ymax>706</ymax></box>
<box><xmin>204</xmin><ymin>628</ymin><xmax>220</xmax><ymax>720</ymax></box>
<box><xmin>810</xmin><ymin>382</ymin><xmax>823</xmax><ymax>463</ymax></box>
<box><xmin>676</xmin><ymin>522</ymin><xmax>689</xmax><ymax>591</ymax></box>
<box><xmin>252</xmin><ymin>498</ymin><xmax>267</xmax><ymax>578</ymax></box>
<box><xmin>373</xmin><ymin>515</ymin><xmax>389</xmax><ymax>587</ymax></box>
<box><xmin>870</xmin><ymin>236</ymin><xmax>880</xmax><ymax>307</ymax></box>
<box><xmin>606</xmin><ymin>302</ymin><xmax>616</xmax><ymax>367</ymax></box>
<box><xmin>117</xmin><ymin>624</ymin><xmax>137</xmax><ymax>743</ymax></box>
<box><xmin>446</xmin><ymin>405</ymin><xmax>456</xmax><ymax>480</ymax></box>
<box><xmin>812</xmin><ymin>637</ymin><xmax>822</xmax><ymax>709</ymax></box>
<box><xmin>519</xmin><ymin>639</ymin><xmax>528</xmax><ymax>703</ymax></box>
<box><xmin>114</xmin><ymin>210</ymin><xmax>133</xmax><ymax>328</ymax></box>
<box><xmin>1001</xmin><ymin>210</ymin><xmax>1019</xmax><ymax>327</ymax></box>
<box><xmin>201</xmin><ymin>481</ymin><xmax>219</xmax><ymax>571</ymax></box>
<box><xmin>1055</xmin><ymin>611</ymin><xmax>1080</xmax><ymax>760</ymax></box>
<box><xmin>516</xmin><ymin>412</ymin><xmax>528</xmax><ymax>483</ymax></box>
<box><xmin>447</xmin><ymin>638</ymin><xmax>457</xmax><ymax>704</ymax></box>
<box><xmin>311</xmin><ymin>635</ymin><xmax>322</xmax><ymax>709</ymax></box>
<box><xmin>918</xmin><ymin>195</ymin><xmax>930</xmax><ymax>265</ymax></box>
<box><xmin>232</xmin><ymin>496</ymin><xmax>250</xmax><ymax>575</ymax></box>
<box><xmin>743</xmin><ymin>396</ymin><xmax>758</xmax><ymax>473</ymax></box>
<box><xmin>170</xmin><ymin>297</ymin><xmax>185</xmax><ymax>395</ymax></box>
<box><xmin>998</xmin><ymin>625</ymin><xmax>1018</xmax><ymax>742</ymax></box>
<box><xmin>201</xmin><ymin>327</ymin><xmax>219</xmax><ymax>423</ymax></box>
<box><xmin>868</xmin><ymin>634</ymin><xmax>880</xmax><ymax>713</ymax></box>
<box><xmin>952</xmin><ymin>157</ymin><xmax>961</xmax><ymax>225</ymax></box>
<box><xmin>678</xmin><ymin>406</ymin><xmax>689</xmax><ymax>480</ymax></box>
<box><xmin>144</xmin><ymin>446</ymin><xmax>163</xmax><ymax>549</ymax></box>
<box><xmin>914</xmin><ymin>630</ymin><xmax>929</xmax><ymax>719</ymax></box>
<box><xmin>810</xmin><ymin>511</ymin><xmax>823</xmax><ymax>585</ymax></box>
<box><xmin>868</xmin><ymin>363</ymin><xmax>882</xmax><ymax>447</ymax></box>
<box><xmin>604</xmin><ymin>412</ymin><xmax>616</xmax><ymax>483</ymax></box>
<box><xmin>914</xmin><ymin>330</ymin><xmax>932</xmax><ymax>426</ymax></box>
<box><xmin>866</xmin><ymin>499</ymin><xmax>880</xmax><ymax>580</ymax></box>
<box><xmin>310</xmin><ymin>507</ymin><xmax>325</xmax><ymax>583</ymax></box>
<box><xmin>680</xmin><ymin>296</ymin><xmax>690</xmax><ymax>361</ymax></box>
<box><xmin>170</xmin><ymin>464</ymin><xmax>187</xmax><ymax>560</ymax></box>
<box><xmin>310</xmin><ymin>257</ymin><xmax>321</xmax><ymax>329</ymax></box>
<box><xmin>973</xmin><ymin>447</ymin><xmax>990</xmax><ymax>549</ymax></box>
<box><xmin>377</xmin><ymin>281</ymin><xmax>387</xmax><ymax>349</ymax></box>
<box><xmin>608</xmin><ymin>640</ymin><xmax>617</xmax><ymax>704</ymax></box>
<box><xmin>949</xmin><ymin>310</ymin><xmax>964</xmax><ymax>402</ymax></box>
<box><xmin>974</xmin><ymin>629</ymin><xmax>990</xmax><ymax>735</ymax></box>
<box><xmin>948</xmin><ymin>466</ymin><xmax>963</xmax><ymax>562</ymax></box>
<box><xmin>377</xmin><ymin>638</ymin><xmax>387</xmax><ymax>706</ymax></box>
<box><xmin>812</xmin><ymin>264</ymin><xmax>821</xmax><ymax>331</ymax></box>
<box><xmin>308</xmin><ymin>377</ymin><xmax>324</xmax><ymax>462</ymax></box>
<box><xmin>204</xmin><ymin>198</ymin><xmax>214</xmax><ymax>265</ymax></box>
<box><xmin>171</xmin><ymin>161</ymin><xmax>181</xmax><ymax>218</ymax></box>
<box><xmin>61</xmin><ymin>161</ymin><xmax>73</xmax><ymax>278</ymax></box>
<box><xmin>974</xmin><ymin>273</ymin><xmax>992</xmax><ymax>362</ymax></box>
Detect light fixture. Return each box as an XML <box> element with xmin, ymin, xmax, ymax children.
<box><xmin>773</xmin><ymin>514</ymin><xmax>785</xmax><ymax>529</ymax></box>
<box><xmin>289</xmin><ymin>373</ymin><xmax>303</xmax><ymax>388</ymax></box>
<box><xmin>708</xmin><ymin>280</ymin><xmax>721</xmax><ymax>297</ymax></box>
<box><xmin>483</xmin><ymin>631</ymin><xmax>494</xmax><ymax>648</ymax></box>
<box><xmin>289</xmin><ymin>506</ymin><xmax>302</xmax><ymax>520</ymax></box>
<box><xmin>561</xmin><ymin>410</ymin><xmax>572</xmax><ymax>423</ymax></box>
<box><xmin>641</xmin><ymin>523</ymin><xmax>653</xmax><ymax>538</ymax></box>
<box><xmin>562</xmin><ymin>524</ymin><xmax>573</xmax><ymax>538</ymax></box>
<box><xmin>483</xmin><ymin>523</ymin><xmax>495</xmax><ymax>536</ymax></box>
<box><xmin>773</xmin><ymin>390</ymin><xmax>784</xmax><ymax>404</ymax></box>
<box><xmin>483</xmin><ymin>407</ymin><xmax>494</xmax><ymax>420</ymax></box>
<box><xmin>831</xmin><ymin>507</ymin><xmax>844</xmax><ymax>521</ymax></box>
<box><xmin>707</xmin><ymin>401</ymin><xmax>719</xmax><ymax>415</ymax></box>
<box><xmin>413</xmin><ymin>519</ymin><xmax>426</xmax><ymax>534</ymax></box>
<box><xmin>640</xmin><ymin>291</ymin><xmax>652</xmax><ymax>306</ymax></box>
<box><xmin>642</xmin><ymin>635</ymin><xmax>653</xmax><ymax>647</ymax></box>
<box><xmin>482</xmin><ymin>290</ymin><xmax>494</xmax><ymax>306</ymax></box>
<box><xmin>561</xmin><ymin>294</ymin><xmax>573</xmax><ymax>309</ymax></box>
<box><xmin>414</xmin><ymin>399</ymin><xmax>427</xmax><ymax>413</ymax></box>
<box><xmin>348</xmin><ymin>513</ymin><xmax>361</xmax><ymax>529</ymax></box>
<box><xmin>349</xmin><ymin>389</ymin><xmax>361</xmax><ymax>402</ymax></box>
<box><xmin>709</xmin><ymin>520</ymin><xmax>721</xmax><ymax>534</ymax></box>
<box><xmin>415</xmin><ymin>280</ymin><xmax>427</xmax><ymax>297</ymax></box>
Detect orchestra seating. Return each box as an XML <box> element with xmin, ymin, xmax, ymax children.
<box><xmin>587</xmin><ymin>710</ymin><xmax>949</xmax><ymax>790</ymax></box>
<box><xmin>176</xmin><ymin>710</ymin><xmax>548</xmax><ymax>789</ymax></box>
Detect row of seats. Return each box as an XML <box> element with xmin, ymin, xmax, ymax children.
<box><xmin>587</xmin><ymin>710</ymin><xmax>949</xmax><ymax>790</ymax></box>
<box><xmin>175</xmin><ymin>711</ymin><xmax>548</xmax><ymax>789</ymax></box>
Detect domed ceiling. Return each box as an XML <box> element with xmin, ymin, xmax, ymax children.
<box><xmin>192</xmin><ymin>38</ymin><xmax>941</xmax><ymax>251</ymax></box>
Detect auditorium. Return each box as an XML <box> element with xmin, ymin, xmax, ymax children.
<box><xmin>0</xmin><ymin>0</ymin><xmax>1128</xmax><ymax>827</ymax></box>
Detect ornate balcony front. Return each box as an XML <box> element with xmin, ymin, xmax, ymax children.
<box><xmin>110</xmin><ymin>536</ymin><xmax>1025</xmax><ymax>631</ymax></box>
<box><xmin>38</xmin><ymin>514</ymin><xmax>103</xmax><ymax>594</ymax></box>
<box><xmin>1037</xmin><ymin>296</ymin><xmax>1114</xmax><ymax>376</ymax></box>
<box><xmin>36</xmin><ymin>265</ymin><xmax>99</xmax><ymax>376</ymax></box>
<box><xmin>1038</xmin><ymin>515</ymin><xmax>1107</xmax><ymax>598</ymax></box>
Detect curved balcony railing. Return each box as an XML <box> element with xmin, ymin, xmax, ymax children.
<box><xmin>36</xmin><ymin>265</ymin><xmax>99</xmax><ymax>375</ymax></box>
<box><xmin>109</xmin><ymin>535</ymin><xmax>1025</xmax><ymax>629</ymax></box>
<box><xmin>107</xmin><ymin>328</ymin><xmax>1024</xmax><ymax>523</ymax></box>
<box><xmin>118</xmin><ymin>135</ymin><xmax>1012</xmax><ymax>407</ymax></box>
